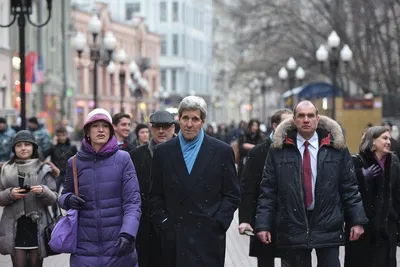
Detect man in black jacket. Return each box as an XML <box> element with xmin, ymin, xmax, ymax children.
<box><xmin>255</xmin><ymin>100</ymin><xmax>368</xmax><ymax>267</ymax></box>
<box><xmin>43</xmin><ymin>126</ymin><xmax>77</xmax><ymax>193</ymax></box>
<box><xmin>129</xmin><ymin>110</ymin><xmax>176</xmax><ymax>267</ymax></box>
<box><xmin>239</xmin><ymin>109</ymin><xmax>292</xmax><ymax>267</ymax></box>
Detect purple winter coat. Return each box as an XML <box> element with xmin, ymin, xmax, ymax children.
<box><xmin>59</xmin><ymin>137</ymin><xmax>141</xmax><ymax>267</ymax></box>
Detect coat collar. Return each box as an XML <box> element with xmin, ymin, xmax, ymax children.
<box><xmin>169</xmin><ymin>134</ymin><xmax>216</xmax><ymax>189</ymax></box>
<box><xmin>273</xmin><ymin>115</ymin><xmax>346</xmax><ymax>150</ymax></box>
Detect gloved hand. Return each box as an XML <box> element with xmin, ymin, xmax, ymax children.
<box><xmin>362</xmin><ymin>164</ymin><xmax>382</xmax><ymax>180</ymax></box>
<box><xmin>115</xmin><ymin>233</ymin><xmax>135</xmax><ymax>257</ymax></box>
<box><xmin>65</xmin><ymin>194</ymin><xmax>86</xmax><ymax>210</ymax></box>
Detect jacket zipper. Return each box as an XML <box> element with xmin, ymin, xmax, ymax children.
<box><xmin>94</xmin><ymin>157</ymin><xmax>102</xmax><ymax>260</ymax></box>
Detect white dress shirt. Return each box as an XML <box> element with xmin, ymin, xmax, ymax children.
<box><xmin>297</xmin><ymin>132</ymin><xmax>319</xmax><ymax>210</ymax></box>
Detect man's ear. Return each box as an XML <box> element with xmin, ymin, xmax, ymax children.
<box><xmin>272</xmin><ymin>123</ymin><xmax>278</xmax><ymax>131</ymax></box>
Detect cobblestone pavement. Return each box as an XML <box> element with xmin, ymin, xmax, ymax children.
<box><xmin>0</xmin><ymin>209</ymin><xmax>398</xmax><ymax>266</ymax></box>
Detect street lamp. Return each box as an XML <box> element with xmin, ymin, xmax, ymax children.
<box><xmin>316</xmin><ymin>30</ymin><xmax>353</xmax><ymax>119</ymax></box>
<box><xmin>279</xmin><ymin>58</ymin><xmax>306</xmax><ymax>109</ymax></box>
<box><xmin>72</xmin><ymin>16</ymin><xmax>117</xmax><ymax>109</ymax></box>
<box><xmin>106</xmin><ymin>61</ymin><xmax>116</xmax><ymax>98</ymax></box>
<box><xmin>260</xmin><ymin>76</ymin><xmax>273</xmax><ymax>123</ymax></box>
<box><xmin>0</xmin><ymin>75</ymin><xmax>6</xmax><ymax>108</ymax></box>
<box><xmin>278</xmin><ymin>67</ymin><xmax>288</xmax><ymax>88</ymax></box>
<box><xmin>116</xmin><ymin>50</ymin><xmax>127</xmax><ymax>112</ymax></box>
<box><xmin>0</xmin><ymin>1</ymin><xmax>53</xmax><ymax>130</ymax></box>
<box><xmin>286</xmin><ymin>57</ymin><xmax>297</xmax><ymax>90</ymax></box>
<box><xmin>295</xmin><ymin>67</ymin><xmax>306</xmax><ymax>83</ymax></box>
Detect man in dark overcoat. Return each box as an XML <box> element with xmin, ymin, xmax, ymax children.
<box><xmin>130</xmin><ymin>110</ymin><xmax>176</xmax><ymax>267</ymax></box>
<box><xmin>255</xmin><ymin>100</ymin><xmax>368</xmax><ymax>267</ymax></box>
<box><xmin>149</xmin><ymin>96</ymin><xmax>240</xmax><ymax>267</ymax></box>
<box><xmin>238</xmin><ymin>109</ymin><xmax>292</xmax><ymax>267</ymax></box>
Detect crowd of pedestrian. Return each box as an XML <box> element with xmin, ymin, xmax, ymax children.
<box><xmin>0</xmin><ymin>97</ymin><xmax>400</xmax><ymax>267</ymax></box>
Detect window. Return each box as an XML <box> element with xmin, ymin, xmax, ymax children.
<box><xmin>172</xmin><ymin>34</ymin><xmax>179</xmax><ymax>56</ymax></box>
<box><xmin>182</xmin><ymin>34</ymin><xmax>186</xmax><ymax>57</ymax></box>
<box><xmin>161</xmin><ymin>34</ymin><xmax>167</xmax><ymax>55</ymax></box>
<box><xmin>160</xmin><ymin>2</ymin><xmax>167</xmax><ymax>22</ymax></box>
<box><xmin>126</xmin><ymin>3</ymin><xmax>141</xmax><ymax>20</ymax></box>
<box><xmin>171</xmin><ymin>69</ymin><xmax>177</xmax><ymax>91</ymax></box>
<box><xmin>172</xmin><ymin>2</ymin><xmax>179</xmax><ymax>22</ymax></box>
<box><xmin>182</xmin><ymin>3</ymin><xmax>186</xmax><ymax>23</ymax></box>
<box><xmin>161</xmin><ymin>69</ymin><xmax>167</xmax><ymax>89</ymax></box>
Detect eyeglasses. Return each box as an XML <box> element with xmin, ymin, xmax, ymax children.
<box><xmin>153</xmin><ymin>124</ymin><xmax>172</xmax><ymax>130</ymax></box>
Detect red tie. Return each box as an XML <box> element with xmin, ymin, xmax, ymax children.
<box><xmin>303</xmin><ymin>141</ymin><xmax>313</xmax><ymax>207</ymax></box>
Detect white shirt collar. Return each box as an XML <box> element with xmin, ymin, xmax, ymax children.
<box><xmin>297</xmin><ymin>131</ymin><xmax>318</xmax><ymax>149</ymax></box>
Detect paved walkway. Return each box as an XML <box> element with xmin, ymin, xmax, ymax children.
<box><xmin>0</xmin><ymin>209</ymin><xmax>398</xmax><ymax>266</ymax></box>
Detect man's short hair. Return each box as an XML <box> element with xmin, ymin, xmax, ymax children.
<box><xmin>55</xmin><ymin>126</ymin><xmax>67</xmax><ymax>134</ymax></box>
<box><xmin>293</xmin><ymin>101</ymin><xmax>319</xmax><ymax>116</ymax></box>
<box><xmin>112</xmin><ymin>113</ymin><xmax>131</xmax><ymax>125</ymax></box>
<box><xmin>382</xmin><ymin>120</ymin><xmax>393</xmax><ymax>128</ymax></box>
<box><xmin>270</xmin><ymin>109</ymin><xmax>293</xmax><ymax>125</ymax></box>
<box><xmin>28</xmin><ymin>116</ymin><xmax>39</xmax><ymax>125</ymax></box>
<box><xmin>0</xmin><ymin>117</ymin><xmax>6</xmax><ymax>124</ymax></box>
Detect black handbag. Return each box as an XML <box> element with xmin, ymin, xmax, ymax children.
<box><xmin>44</xmin><ymin>204</ymin><xmax>63</xmax><ymax>256</ymax></box>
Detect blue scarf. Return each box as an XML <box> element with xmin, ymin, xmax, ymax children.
<box><xmin>178</xmin><ymin>128</ymin><xmax>204</xmax><ymax>174</ymax></box>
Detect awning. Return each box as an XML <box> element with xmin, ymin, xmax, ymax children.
<box><xmin>282</xmin><ymin>82</ymin><xmax>342</xmax><ymax>100</ymax></box>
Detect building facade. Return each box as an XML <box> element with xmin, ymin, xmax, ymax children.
<box><xmin>0</xmin><ymin>0</ymin><xmax>15</xmax><ymax>120</ymax></box>
<box><xmin>71</xmin><ymin>2</ymin><xmax>160</xmax><ymax>128</ymax></box>
<box><xmin>72</xmin><ymin>0</ymin><xmax>214</xmax><ymax>119</ymax></box>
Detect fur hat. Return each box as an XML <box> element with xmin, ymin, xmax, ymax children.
<box><xmin>12</xmin><ymin>130</ymin><xmax>38</xmax><ymax>152</ymax></box>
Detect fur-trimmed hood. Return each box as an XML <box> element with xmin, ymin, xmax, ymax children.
<box><xmin>272</xmin><ymin>115</ymin><xmax>346</xmax><ymax>150</ymax></box>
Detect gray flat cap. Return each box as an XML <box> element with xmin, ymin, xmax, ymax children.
<box><xmin>150</xmin><ymin>110</ymin><xmax>175</xmax><ymax>124</ymax></box>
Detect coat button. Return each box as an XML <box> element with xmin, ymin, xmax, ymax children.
<box><xmin>339</xmin><ymin>235</ymin><xmax>343</xmax><ymax>239</ymax></box>
<box><xmin>197</xmin><ymin>223</ymin><xmax>202</xmax><ymax>228</ymax></box>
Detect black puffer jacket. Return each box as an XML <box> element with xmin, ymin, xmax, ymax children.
<box><xmin>43</xmin><ymin>139</ymin><xmax>77</xmax><ymax>175</ymax></box>
<box><xmin>255</xmin><ymin>116</ymin><xmax>368</xmax><ymax>249</ymax></box>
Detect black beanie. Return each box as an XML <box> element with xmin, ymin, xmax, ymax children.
<box><xmin>135</xmin><ymin>123</ymin><xmax>149</xmax><ymax>137</ymax></box>
<box><xmin>12</xmin><ymin>130</ymin><xmax>38</xmax><ymax>152</ymax></box>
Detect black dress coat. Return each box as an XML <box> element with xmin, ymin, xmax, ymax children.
<box><xmin>149</xmin><ymin>134</ymin><xmax>240</xmax><ymax>267</ymax></box>
<box><xmin>239</xmin><ymin>138</ymin><xmax>281</xmax><ymax>257</ymax></box>
<box><xmin>129</xmin><ymin>144</ymin><xmax>162</xmax><ymax>267</ymax></box>
<box><xmin>344</xmin><ymin>151</ymin><xmax>400</xmax><ymax>267</ymax></box>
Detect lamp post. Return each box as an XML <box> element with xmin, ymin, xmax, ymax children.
<box><xmin>286</xmin><ymin>57</ymin><xmax>297</xmax><ymax>90</ymax></box>
<box><xmin>0</xmin><ymin>75</ymin><xmax>6</xmax><ymax>108</ymax></box>
<box><xmin>106</xmin><ymin>61</ymin><xmax>116</xmax><ymax>100</ymax></box>
<box><xmin>116</xmin><ymin>50</ymin><xmax>127</xmax><ymax>113</ymax></box>
<box><xmin>278</xmin><ymin>58</ymin><xmax>306</xmax><ymax>109</ymax></box>
<box><xmin>0</xmin><ymin>1</ymin><xmax>53</xmax><ymax>130</ymax></box>
<box><xmin>72</xmin><ymin>16</ymin><xmax>117</xmax><ymax>109</ymax></box>
<box><xmin>316</xmin><ymin>31</ymin><xmax>353</xmax><ymax>120</ymax></box>
<box><xmin>260</xmin><ymin>76</ymin><xmax>273</xmax><ymax>123</ymax></box>
<box><xmin>249</xmin><ymin>78</ymin><xmax>260</xmax><ymax>118</ymax></box>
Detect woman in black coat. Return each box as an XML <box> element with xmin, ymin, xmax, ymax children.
<box><xmin>237</xmin><ymin>119</ymin><xmax>264</xmax><ymax>178</ymax></box>
<box><xmin>345</xmin><ymin>126</ymin><xmax>400</xmax><ymax>267</ymax></box>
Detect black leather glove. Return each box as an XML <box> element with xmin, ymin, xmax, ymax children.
<box><xmin>65</xmin><ymin>194</ymin><xmax>86</xmax><ymax>210</ymax></box>
<box><xmin>362</xmin><ymin>164</ymin><xmax>382</xmax><ymax>180</ymax></box>
<box><xmin>115</xmin><ymin>233</ymin><xmax>135</xmax><ymax>257</ymax></box>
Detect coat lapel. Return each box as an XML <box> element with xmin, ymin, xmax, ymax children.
<box><xmin>186</xmin><ymin>135</ymin><xmax>216</xmax><ymax>189</ymax></box>
<box><xmin>169</xmin><ymin>138</ymin><xmax>190</xmax><ymax>181</ymax></box>
<box><xmin>144</xmin><ymin>149</ymin><xmax>152</xmax><ymax>169</ymax></box>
